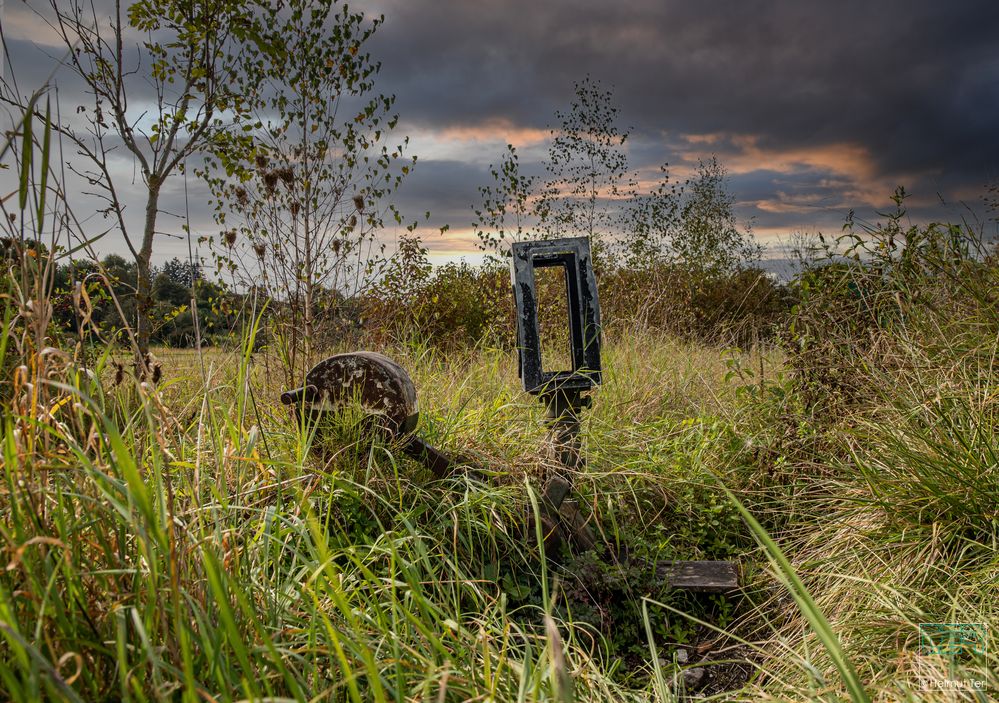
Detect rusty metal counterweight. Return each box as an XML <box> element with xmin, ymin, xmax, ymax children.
<box><xmin>281</xmin><ymin>351</ymin><xmax>459</xmax><ymax>477</ymax></box>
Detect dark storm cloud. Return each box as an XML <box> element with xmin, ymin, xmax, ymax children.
<box><xmin>368</xmin><ymin>0</ymin><xmax>999</xmax><ymax>182</ymax></box>
<box><xmin>392</xmin><ymin>159</ymin><xmax>488</xmax><ymax>225</ymax></box>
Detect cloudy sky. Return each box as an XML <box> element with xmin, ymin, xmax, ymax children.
<box><xmin>3</xmin><ymin>0</ymin><xmax>999</xmax><ymax>268</ymax></box>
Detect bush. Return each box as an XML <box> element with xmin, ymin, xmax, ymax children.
<box><xmin>782</xmin><ymin>189</ymin><xmax>999</xmax><ymax>410</ymax></box>
<box><xmin>363</xmin><ymin>260</ymin><xmax>513</xmax><ymax>347</ymax></box>
<box><xmin>601</xmin><ymin>263</ymin><xmax>791</xmax><ymax>345</ymax></box>
<box><xmin>362</xmin><ymin>256</ymin><xmax>791</xmax><ymax>351</ymax></box>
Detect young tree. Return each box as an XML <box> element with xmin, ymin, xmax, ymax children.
<box><xmin>673</xmin><ymin>157</ymin><xmax>760</xmax><ymax>275</ymax></box>
<box><xmin>538</xmin><ymin>75</ymin><xmax>633</xmax><ymax>252</ymax></box>
<box><xmin>472</xmin><ymin>144</ymin><xmax>536</xmax><ymax>257</ymax></box>
<box><xmin>624</xmin><ymin>163</ymin><xmax>684</xmax><ymax>266</ymax></box>
<box><xmin>0</xmin><ymin>0</ymin><xmax>281</xmax><ymax>366</ymax></box>
<box><xmin>160</xmin><ymin>256</ymin><xmax>201</xmax><ymax>288</ymax></box>
<box><xmin>207</xmin><ymin>0</ymin><xmax>416</xmax><ymax>381</ymax></box>
<box><xmin>473</xmin><ymin>77</ymin><xmax>634</xmax><ymax>259</ymax></box>
<box><xmin>471</xmin><ymin>78</ymin><xmax>759</xmax><ymax>275</ymax></box>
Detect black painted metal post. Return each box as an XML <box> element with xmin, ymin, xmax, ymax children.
<box><xmin>510</xmin><ymin>237</ymin><xmax>603</xmax><ymax>553</ymax></box>
<box><xmin>542</xmin><ymin>388</ymin><xmax>597</xmax><ymax>552</ymax></box>
<box><xmin>542</xmin><ymin>388</ymin><xmax>588</xmax><ymax>500</ymax></box>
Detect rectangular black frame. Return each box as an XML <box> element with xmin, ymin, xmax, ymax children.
<box><xmin>511</xmin><ymin>237</ymin><xmax>602</xmax><ymax>394</ymax></box>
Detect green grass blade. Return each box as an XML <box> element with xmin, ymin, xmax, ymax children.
<box><xmin>36</xmin><ymin>99</ymin><xmax>51</xmax><ymax>232</ymax></box>
<box><xmin>719</xmin><ymin>485</ymin><xmax>871</xmax><ymax>703</ymax></box>
<box><xmin>18</xmin><ymin>109</ymin><xmax>32</xmax><ymax>213</ymax></box>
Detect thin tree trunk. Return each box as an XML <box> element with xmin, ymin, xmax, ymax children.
<box><xmin>136</xmin><ymin>176</ymin><xmax>161</xmax><ymax>367</ymax></box>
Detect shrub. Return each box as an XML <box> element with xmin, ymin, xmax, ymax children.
<box><xmin>782</xmin><ymin>189</ymin><xmax>999</xmax><ymax>410</ymax></box>
<box><xmin>363</xmin><ymin>260</ymin><xmax>513</xmax><ymax>347</ymax></box>
<box><xmin>601</xmin><ymin>263</ymin><xmax>791</xmax><ymax>345</ymax></box>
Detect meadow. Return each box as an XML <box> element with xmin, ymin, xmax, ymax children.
<box><xmin>1</xmin><ymin>40</ymin><xmax>995</xmax><ymax>699</ymax></box>
<box><xmin>4</xmin><ymin>245</ymin><xmax>998</xmax><ymax>702</ymax></box>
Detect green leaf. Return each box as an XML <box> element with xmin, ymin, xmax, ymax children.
<box><xmin>36</xmin><ymin>100</ymin><xmax>52</xmax><ymax>231</ymax></box>
<box><xmin>18</xmin><ymin>109</ymin><xmax>32</xmax><ymax>213</ymax></box>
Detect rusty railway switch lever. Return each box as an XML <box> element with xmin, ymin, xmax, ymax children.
<box><xmin>510</xmin><ymin>237</ymin><xmax>738</xmax><ymax>592</ymax></box>
<box><xmin>277</xmin><ymin>239</ymin><xmax>737</xmax><ymax>593</ymax></box>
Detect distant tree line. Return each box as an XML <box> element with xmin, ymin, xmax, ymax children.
<box><xmin>39</xmin><ymin>252</ymin><xmax>235</xmax><ymax>348</ymax></box>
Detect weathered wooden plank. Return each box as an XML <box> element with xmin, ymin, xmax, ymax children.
<box><xmin>656</xmin><ymin>560</ymin><xmax>739</xmax><ymax>593</ymax></box>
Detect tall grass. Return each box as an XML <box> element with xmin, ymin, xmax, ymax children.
<box><xmin>0</xmin><ymin>325</ymin><xmax>636</xmax><ymax>701</ymax></box>
<box><xmin>7</xmin><ymin>274</ymin><xmax>998</xmax><ymax>700</ymax></box>
<box><xmin>724</xmin><ymin>202</ymin><xmax>999</xmax><ymax>701</ymax></box>
<box><xmin>0</xmin><ymin>261</ymin><xmax>756</xmax><ymax>702</ymax></box>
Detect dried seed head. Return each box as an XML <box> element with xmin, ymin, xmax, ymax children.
<box><xmin>290</xmin><ymin>201</ymin><xmax>301</xmax><ymax>218</ymax></box>
<box><xmin>234</xmin><ymin>186</ymin><xmax>249</xmax><ymax>207</ymax></box>
<box><xmin>253</xmin><ymin>242</ymin><xmax>266</xmax><ymax>258</ymax></box>
<box><xmin>223</xmin><ymin>229</ymin><xmax>237</xmax><ymax>247</ymax></box>
<box><xmin>352</xmin><ymin>195</ymin><xmax>364</xmax><ymax>211</ymax></box>
<box><xmin>262</xmin><ymin>170</ymin><xmax>278</xmax><ymax>195</ymax></box>
<box><xmin>348</xmin><ymin>214</ymin><xmax>357</xmax><ymax>228</ymax></box>
<box><xmin>255</xmin><ymin>153</ymin><xmax>269</xmax><ymax>169</ymax></box>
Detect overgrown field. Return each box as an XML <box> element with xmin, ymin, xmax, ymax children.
<box><xmin>2</xmin><ymin>176</ymin><xmax>997</xmax><ymax>701</ymax></box>
<box><xmin>3</xmin><ymin>3</ymin><xmax>996</xmax><ymax>697</ymax></box>
<box><xmin>4</xmin><ymin>277</ymin><xmax>998</xmax><ymax>701</ymax></box>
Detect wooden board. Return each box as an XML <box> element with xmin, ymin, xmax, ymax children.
<box><xmin>656</xmin><ymin>560</ymin><xmax>739</xmax><ymax>593</ymax></box>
